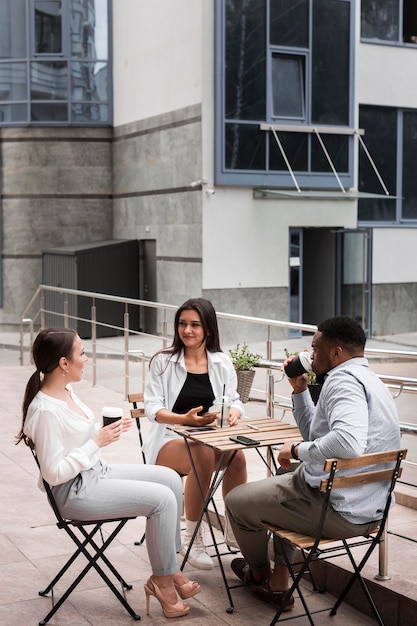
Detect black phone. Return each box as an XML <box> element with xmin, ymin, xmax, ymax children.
<box><xmin>184</xmin><ymin>426</ymin><xmax>216</xmax><ymax>434</ymax></box>
<box><xmin>229</xmin><ymin>435</ymin><xmax>260</xmax><ymax>446</ymax></box>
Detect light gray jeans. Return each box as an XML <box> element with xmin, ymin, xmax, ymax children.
<box><xmin>225</xmin><ymin>464</ymin><xmax>378</xmax><ymax>573</ymax></box>
<box><xmin>52</xmin><ymin>462</ymin><xmax>183</xmax><ymax>576</ymax></box>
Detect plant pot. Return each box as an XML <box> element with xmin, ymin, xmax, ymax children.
<box><xmin>236</xmin><ymin>369</ymin><xmax>256</xmax><ymax>403</ymax></box>
<box><xmin>308</xmin><ymin>383</ymin><xmax>322</xmax><ymax>405</ymax></box>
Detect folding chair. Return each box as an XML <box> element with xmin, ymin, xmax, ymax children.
<box><xmin>262</xmin><ymin>448</ymin><xmax>407</xmax><ymax>626</ymax></box>
<box><xmin>128</xmin><ymin>392</ymin><xmax>147</xmax><ymax>465</ymax></box>
<box><xmin>128</xmin><ymin>392</ymin><xmax>149</xmax><ymax>545</ymax></box>
<box><xmin>25</xmin><ymin>438</ymin><xmax>141</xmax><ymax>625</ymax></box>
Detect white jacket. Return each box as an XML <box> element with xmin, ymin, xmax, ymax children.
<box><xmin>143</xmin><ymin>349</ymin><xmax>243</xmax><ymax>464</ymax></box>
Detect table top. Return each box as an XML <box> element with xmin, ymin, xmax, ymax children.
<box><xmin>168</xmin><ymin>417</ymin><xmax>301</xmax><ymax>452</ymax></box>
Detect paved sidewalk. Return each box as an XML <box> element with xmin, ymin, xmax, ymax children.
<box><xmin>1</xmin><ymin>331</ymin><xmax>417</xmax><ymax>625</ymax></box>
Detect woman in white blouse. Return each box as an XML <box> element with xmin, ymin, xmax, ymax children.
<box><xmin>16</xmin><ymin>327</ymin><xmax>200</xmax><ymax>619</ymax></box>
<box><xmin>144</xmin><ymin>298</ymin><xmax>247</xmax><ymax>570</ymax></box>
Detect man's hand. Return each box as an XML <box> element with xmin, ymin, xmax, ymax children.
<box><xmin>283</xmin><ymin>356</ymin><xmax>308</xmax><ymax>394</ymax></box>
<box><xmin>278</xmin><ymin>441</ymin><xmax>296</xmax><ymax>471</ymax></box>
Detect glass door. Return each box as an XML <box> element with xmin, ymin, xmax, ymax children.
<box><xmin>288</xmin><ymin>228</ymin><xmax>303</xmax><ymax>337</ymax></box>
<box><xmin>335</xmin><ymin>228</ymin><xmax>372</xmax><ymax>337</ymax></box>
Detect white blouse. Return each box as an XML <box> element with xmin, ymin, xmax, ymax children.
<box><xmin>23</xmin><ymin>385</ymin><xmax>102</xmax><ymax>487</ymax></box>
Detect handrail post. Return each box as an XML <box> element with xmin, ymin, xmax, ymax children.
<box><xmin>63</xmin><ymin>299</ymin><xmax>68</xmax><ymax>328</ymax></box>
<box><xmin>124</xmin><ymin>310</ymin><xmax>129</xmax><ymax>400</ymax></box>
<box><xmin>162</xmin><ymin>308</ymin><xmax>168</xmax><ymax>349</ymax></box>
<box><xmin>40</xmin><ymin>295</ymin><xmax>45</xmax><ymax>328</ymax></box>
<box><xmin>91</xmin><ymin>305</ymin><xmax>97</xmax><ymax>387</ymax></box>
<box><xmin>266</xmin><ymin>327</ymin><xmax>274</xmax><ymax>418</ymax></box>
<box><xmin>20</xmin><ymin>318</ymin><xmax>34</xmax><ymax>365</ymax></box>
<box><xmin>375</xmin><ymin>524</ymin><xmax>391</xmax><ymax>580</ymax></box>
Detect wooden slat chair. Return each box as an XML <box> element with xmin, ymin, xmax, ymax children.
<box><xmin>25</xmin><ymin>437</ymin><xmax>141</xmax><ymax>625</ymax></box>
<box><xmin>261</xmin><ymin>448</ymin><xmax>407</xmax><ymax>626</ymax></box>
<box><xmin>128</xmin><ymin>392</ymin><xmax>146</xmax><ymax>464</ymax></box>
<box><xmin>128</xmin><ymin>392</ymin><xmax>148</xmax><ymax>545</ymax></box>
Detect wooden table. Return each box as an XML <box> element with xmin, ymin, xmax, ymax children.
<box><xmin>169</xmin><ymin>417</ymin><xmax>302</xmax><ymax>613</ymax></box>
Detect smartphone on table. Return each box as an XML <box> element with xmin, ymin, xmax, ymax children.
<box><xmin>229</xmin><ymin>435</ymin><xmax>260</xmax><ymax>446</ymax></box>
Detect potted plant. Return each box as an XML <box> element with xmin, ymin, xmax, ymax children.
<box><xmin>229</xmin><ymin>343</ymin><xmax>261</xmax><ymax>403</ymax></box>
<box><xmin>284</xmin><ymin>349</ymin><xmax>322</xmax><ymax>405</ymax></box>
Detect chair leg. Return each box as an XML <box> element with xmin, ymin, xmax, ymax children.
<box><xmin>134</xmin><ymin>531</ymin><xmax>146</xmax><ymax>546</ymax></box>
<box><xmin>39</xmin><ymin>521</ymin><xmax>140</xmax><ymax>624</ymax></box>
<box><xmin>330</xmin><ymin>539</ymin><xmax>384</xmax><ymax>626</ymax></box>
<box><xmin>269</xmin><ymin>539</ymin><xmax>318</xmax><ymax>626</ymax></box>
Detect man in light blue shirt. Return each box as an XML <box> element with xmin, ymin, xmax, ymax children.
<box><xmin>226</xmin><ymin>316</ymin><xmax>401</xmax><ymax>612</ymax></box>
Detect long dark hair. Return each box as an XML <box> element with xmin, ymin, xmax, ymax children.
<box><xmin>151</xmin><ymin>298</ymin><xmax>222</xmax><ymax>366</ymax></box>
<box><xmin>16</xmin><ymin>327</ymin><xmax>77</xmax><ymax>445</ymax></box>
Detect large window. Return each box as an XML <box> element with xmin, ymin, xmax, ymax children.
<box><xmin>216</xmin><ymin>0</ymin><xmax>354</xmax><ymax>187</ymax></box>
<box><xmin>361</xmin><ymin>0</ymin><xmax>417</xmax><ymax>45</ymax></box>
<box><xmin>358</xmin><ymin>106</ymin><xmax>417</xmax><ymax>223</ymax></box>
<box><xmin>0</xmin><ymin>0</ymin><xmax>111</xmax><ymax>125</ymax></box>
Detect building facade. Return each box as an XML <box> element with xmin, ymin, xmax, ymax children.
<box><xmin>1</xmin><ymin>0</ymin><xmax>417</xmax><ymax>339</ymax></box>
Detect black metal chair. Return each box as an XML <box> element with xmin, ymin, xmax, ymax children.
<box><xmin>262</xmin><ymin>448</ymin><xmax>407</xmax><ymax>626</ymax></box>
<box><xmin>25</xmin><ymin>437</ymin><xmax>141</xmax><ymax>625</ymax></box>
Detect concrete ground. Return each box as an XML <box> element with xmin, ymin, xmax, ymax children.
<box><xmin>1</xmin><ymin>331</ymin><xmax>417</xmax><ymax>625</ymax></box>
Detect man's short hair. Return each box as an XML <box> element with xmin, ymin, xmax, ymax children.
<box><xmin>317</xmin><ymin>316</ymin><xmax>366</xmax><ymax>352</ymax></box>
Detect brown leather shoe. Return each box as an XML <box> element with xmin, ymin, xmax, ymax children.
<box><xmin>230</xmin><ymin>558</ymin><xmax>269</xmax><ymax>585</ymax></box>
<box><xmin>251</xmin><ymin>582</ymin><xmax>294</xmax><ymax>611</ymax></box>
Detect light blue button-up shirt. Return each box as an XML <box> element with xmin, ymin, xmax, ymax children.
<box><xmin>293</xmin><ymin>357</ymin><xmax>401</xmax><ymax>524</ymax></box>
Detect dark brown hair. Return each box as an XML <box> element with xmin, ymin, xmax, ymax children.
<box><xmin>16</xmin><ymin>328</ymin><xmax>77</xmax><ymax>445</ymax></box>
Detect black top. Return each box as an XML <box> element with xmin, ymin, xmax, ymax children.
<box><xmin>172</xmin><ymin>372</ymin><xmax>215</xmax><ymax>415</ymax></box>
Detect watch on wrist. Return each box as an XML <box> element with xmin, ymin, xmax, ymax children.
<box><xmin>290</xmin><ymin>442</ymin><xmax>301</xmax><ymax>460</ymax></box>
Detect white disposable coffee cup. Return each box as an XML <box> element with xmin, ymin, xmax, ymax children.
<box><xmin>284</xmin><ymin>352</ymin><xmax>313</xmax><ymax>378</ymax></box>
<box><xmin>102</xmin><ymin>406</ymin><xmax>123</xmax><ymax>426</ymax></box>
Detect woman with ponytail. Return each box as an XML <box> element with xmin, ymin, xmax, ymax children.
<box><xmin>16</xmin><ymin>328</ymin><xmax>201</xmax><ymax>619</ymax></box>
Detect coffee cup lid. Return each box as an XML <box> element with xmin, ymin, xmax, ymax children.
<box><xmin>102</xmin><ymin>406</ymin><xmax>123</xmax><ymax>417</ymax></box>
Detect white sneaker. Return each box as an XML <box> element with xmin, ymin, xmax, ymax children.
<box><xmin>180</xmin><ymin>532</ymin><xmax>214</xmax><ymax>570</ymax></box>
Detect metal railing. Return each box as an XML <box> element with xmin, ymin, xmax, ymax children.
<box><xmin>19</xmin><ymin>284</ymin><xmax>417</xmax><ymax>579</ymax></box>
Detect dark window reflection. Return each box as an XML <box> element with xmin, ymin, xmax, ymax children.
<box><xmin>225</xmin><ymin>0</ymin><xmax>266</xmax><ymax>121</ymax></box>
<box><xmin>225</xmin><ymin>123</ymin><xmax>266</xmax><ymax>170</ymax></box>
<box><xmin>270</xmin><ymin>0</ymin><xmax>309</xmax><ymax>47</ymax></box>
<box><xmin>272</xmin><ymin>54</ymin><xmax>305</xmax><ymax>119</ymax></box>
<box><xmin>269</xmin><ymin>132</ymin><xmax>308</xmax><ymax>172</ymax></box>
<box><xmin>312</xmin><ymin>0</ymin><xmax>350</xmax><ymax>125</ymax></box>
<box><xmin>402</xmin><ymin>111</ymin><xmax>417</xmax><ymax>219</ymax></box>
<box><xmin>31</xmin><ymin>101</ymin><xmax>67</xmax><ymax>121</ymax></box>
<box><xmin>311</xmin><ymin>134</ymin><xmax>348</xmax><ymax>173</ymax></box>
<box><xmin>31</xmin><ymin>61</ymin><xmax>67</xmax><ymax>99</ymax></box>
<box><xmin>35</xmin><ymin>1</ymin><xmax>62</xmax><ymax>54</ymax></box>
<box><xmin>358</xmin><ymin>106</ymin><xmax>397</xmax><ymax>221</ymax></box>
<box><xmin>361</xmin><ymin>0</ymin><xmax>399</xmax><ymax>42</ymax></box>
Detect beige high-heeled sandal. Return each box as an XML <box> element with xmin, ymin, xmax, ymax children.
<box><xmin>144</xmin><ymin>577</ymin><xmax>190</xmax><ymax>618</ymax></box>
<box><xmin>174</xmin><ymin>579</ymin><xmax>201</xmax><ymax>599</ymax></box>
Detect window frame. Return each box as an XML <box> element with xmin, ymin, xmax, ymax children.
<box><xmin>358</xmin><ymin>105</ymin><xmax>417</xmax><ymax>226</ymax></box>
<box><xmin>0</xmin><ymin>0</ymin><xmax>112</xmax><ymax>127</ymax></box>
<box><xmin>215</xmin><ymin>0</ymin><xmax>356</xmax><ymax>189</ymax></box>
<box><xmin>360</xmin><ymin>0</ymin><xmax>417</xmax><ymax>47</ymax></box>
<box><xmin>269</xmin><ymin>50</ymin><xmax>307</xmax><ymax>122</ymax></box>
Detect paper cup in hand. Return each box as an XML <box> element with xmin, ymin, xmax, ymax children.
<box><xmin>102</xmin><ymin>406</ymin><xmax>123</xmax><ymax>426</ymax></box>
<box><xmin>284</xmin><ymin>352</ymin><xmax>312</xmax><ymax>378</ymax></box>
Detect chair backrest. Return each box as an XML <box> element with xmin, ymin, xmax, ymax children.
<box><xmin>24</xmin><ymin>436</ymin><xmax>68</xmax><ymax>525</ymax></box>
<box><xmin>319</xmin><ymin>448</ymin><xmax>407</xmax><ymax>537</ymax></box>
<box><xmin>128</xmin><ymin>392</ymin><xmax>147</xmax><ymax>464</ymax></box>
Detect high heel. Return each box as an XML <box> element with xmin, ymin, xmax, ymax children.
<box><xmin>144</xmin><ymin>577</ymin><xmax>190</xmax><ymax>618</ymax></box>
<box><xmin>174</xmin><ymin>579</ymin><xmax>201</xmax><ymax>600</ymax></box>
